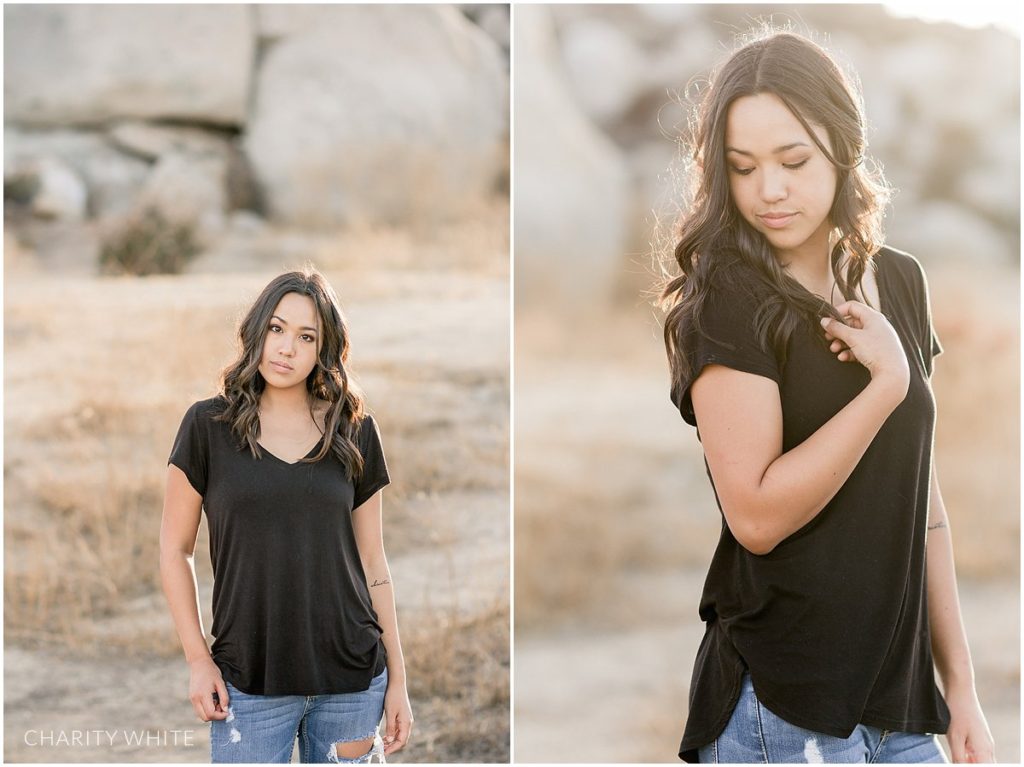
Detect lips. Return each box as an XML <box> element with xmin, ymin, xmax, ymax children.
<box><xmin>271</xmin><ymin>361</ymin><xmax>293</xmax><ymax>372</ymax></box>
<box><xmin>758</xmin><ymin>212</ymin><xmax>797</xmax><ymax>229</ymax></box>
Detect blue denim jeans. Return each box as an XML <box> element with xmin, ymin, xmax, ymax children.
<box><xmin>210</xmin><ymin>668</ymin><xmax>387</xmax><ymax>763</ymax></box>
<box><xmin>698</xmin><ymin>671</ymin><xmax>949</xmax><ymax>763</ymax></box>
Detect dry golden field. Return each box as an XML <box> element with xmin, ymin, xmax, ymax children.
<box><xmin>514</xmin><ymin>261</ymin><xmax>1019</xmax><ymax>762</ymax></box>
<box><xmin>4</xmin><ymin>200</ymin><xmax>510</xmax><ymax>762</ymax></box>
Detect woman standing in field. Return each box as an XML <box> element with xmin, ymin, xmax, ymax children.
<box><xmin>659</xmin><ymin>30</ymin><xmax>993</xmax><ymax>763</ymax></box>
<box><xmin>160</xmin><ymin>266</ymin><xmax>413</xmax><ymax>763</ymax></box>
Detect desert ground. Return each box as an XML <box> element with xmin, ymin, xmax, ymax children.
<box><xmin>4</xmin><ymin>201</ymin><xmax>510</xmax><ymax>762</ymax></box>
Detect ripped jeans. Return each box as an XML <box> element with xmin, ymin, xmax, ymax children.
<box><xmin>210</xmin><ymin>667</ymin><xmax>387</xmax><ymax>763</ymax></box>
<box><xmin>698</xmin><ymin>671</ymin><xmax>949</xmax><ymax>763</ymax></box>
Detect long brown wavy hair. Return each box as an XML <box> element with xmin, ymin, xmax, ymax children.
<box><xmin>657</xmin><ymin>27</ymin><xmax>893</xmax><ymax>410</ymax></box>
<box><xmin>211</xmin><ymin>263</ymin><xmax>368</xmax><ymax>480</ymax></box>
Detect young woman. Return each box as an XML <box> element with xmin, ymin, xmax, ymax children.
<box><xmin>658</xmin><ymin>31</ymin><xmax>994</xmax><ymax>764</ymax></box>
<box><xmin>160</xmin><ymin>267</ymin><xmax>413</xmax><ymax>763</ymax></box>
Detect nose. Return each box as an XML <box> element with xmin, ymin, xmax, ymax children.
<box><xmin>759</xmin><ymin>166</ymin><xmax>788</xmax><ymax>203</ymax></box>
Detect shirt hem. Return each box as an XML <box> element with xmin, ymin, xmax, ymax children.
<box><xmin>677</xmin><ymin>656</ymin><xmax>746</xmax><ymax>762</ymax></box>
<box><xmin>754</xmin><ymin>680</ymin><xmax>950</xmax><ymax>739</ymax></box>
<box><xmin>353</xmin><ymin>477</ymin><xmax>391</xmax><ymax>511</ymax></box>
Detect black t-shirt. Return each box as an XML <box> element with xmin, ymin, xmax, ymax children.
<box><xmin>673</xmin><ymin>246</ymin><xmax>950</xmax><ymax>762</ymax></box>
<box><xmin>167</xmin><ymin>395</ymin><xmax>391</xmax><ymax>695</ymax></box>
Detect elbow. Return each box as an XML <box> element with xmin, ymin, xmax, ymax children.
<box><xmin>734</xmin><ymin>527</ymin><xmax>777</xmax><ymax>556</ymax></box>
<box><xmin>724</xmin><ymin>502</ymin><xmax>779</xmax><ymax>556</ymax></box>
<box><xmin>158</xmin><ymin>544</ymin><xmax>193</xmax><ymax>569</ymax></box>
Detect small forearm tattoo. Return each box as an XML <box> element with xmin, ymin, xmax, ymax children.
<box><xmin>369</xmin><ymin>578</ymin><xmax>391</xmax><ymax>588</ymax></box>
<box><xmin>927</xmin><ymin>519</ymin><xmax>948</xmax><ymax>531</ymax></box>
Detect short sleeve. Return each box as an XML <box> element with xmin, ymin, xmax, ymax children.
<box><xmin>352</xmin><ymin>413</ymin><xmax>391</xmax><ymax>509</ymax></box>
<box><xmin>674</xmin><ymin>276</ymin><xmax>783</xmax><ymax>428</ymax></box>
<box><xmin>918</xmin><ymin>262</ymin><xmax>943</xmax><ymax>378</ymax></box>
<box><xmin>168</xmin><ymin>401</ymin><xmax>209</xmax><ymax>497</ymax></box>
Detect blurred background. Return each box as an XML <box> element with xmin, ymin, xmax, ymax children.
<box><xmin>514</xmin><ymin>3</ymin><xmax>1019</xmax><ymax>763</ymax></box>
<box><xmin>4</xmin><ymin>4</ymin><xmax>509</xmax><ymax>762</ymax></box>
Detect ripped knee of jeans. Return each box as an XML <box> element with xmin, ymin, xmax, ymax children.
<box><xmin>327</xmin><ymin>730</ymin><xmax>385</xmax><ymax>764</ymax></box>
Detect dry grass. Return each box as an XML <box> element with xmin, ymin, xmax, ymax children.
<box><xmin>396</xmin><ymin>598</ymin><xmax>510</xmax><ymax>763</ymax></box>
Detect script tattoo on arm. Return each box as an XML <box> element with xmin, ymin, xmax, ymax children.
<box><xmin>369</xmin><ymin>578</ymin><xmax>391</xmax><ymax>588</ymax></box>
<box><xmin>927</xmin><ymin>519</ymin><xmax>948</xmax><ymax>531</ymax></box>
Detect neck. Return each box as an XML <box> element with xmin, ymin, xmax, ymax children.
<box><xmin>260</xmin><ymin>386</ymin><xmax>313</xmax><ymax>415</ymax></box>
<box><xmin>776</xmin><ymin>226</ymin><xmax>837</xmax><ymax>297</ymax></box>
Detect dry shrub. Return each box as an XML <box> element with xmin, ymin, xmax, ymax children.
<box><xmin>397</xmin><ymin>599</ymin><xmax>510</xmax><ymax>763</ymax></box>
<box><xmin>6</xmin><ymin>456</ymin><xmax>163</xmax><ymax>648</ymax></box>
<box><xmin>98</xmin><ymin>205</ymin><xmax>201</xmax><ymax>276</ymax></box>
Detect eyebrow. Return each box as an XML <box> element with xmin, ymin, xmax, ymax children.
<box><xmin>725</xmin><ymin>142</ymin><xmax>809</xmax><ymax>157</ymax></box>
<box><xmin>271</xmin><ymin>315</ymin><xmax>318</xmax><ymax>333</ymax></box>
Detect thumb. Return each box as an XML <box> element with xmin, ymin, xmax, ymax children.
<box><xmin>386</xmin><ymin>705</ymin><xmax>398</xmax><ymax>741</ymax></box>
<box><xmin>216</xmin><ymin>679</ymin><xmax>230</xmax><ymax>713</ymax></box>
<box><xmin>949</xmin><ymin>733</ymin><xmax>968</xmax><ymax>763</ymax></box>
<box><xmin>820</xmin><ymin>314</ymin><xmax>854</xmax><ymax>340</ymax></box>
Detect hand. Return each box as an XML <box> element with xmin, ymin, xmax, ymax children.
<box><xmin>820</xmin><ymin>300</ymin><xmax>909</xmax><ymax>392</ymax></box>
<box><xmin>382</xmin><ymin>679</ymin><xmax>413</xmax><ymax>756</ymax></box>
<box><xmin>944</xmin><ymin>685</ymin><xmax>995</xmax><ymax>763</ymax></box>
<box><xmin>189</xmin><ymin>656</ymin><xmax>230</xmax><ymax>722</ymax></box>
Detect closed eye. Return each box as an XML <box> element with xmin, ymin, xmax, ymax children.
<box><xmin>730</xmin><ymin>159</ymin><xmax>808</xmax><ymax>176</ymax></box>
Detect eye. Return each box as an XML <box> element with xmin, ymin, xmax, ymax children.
<box><xmin>302</xmin><ymin>334</ymin><xmax>315</xmax><ymax>343</ymax></box>
<box><xmin>730</xmin><ymin>166</ymin><xmax>754</xmax><ymax>176</ymax></box>
<box><xmin>783</xmin><ymin>159</ymin><xmax>809</xmax><ymax>170</ymax></box>
<box><xmin>269</xmin><ymin>324</ymin><xmax>281</xmax><ymax>333</ymax></box>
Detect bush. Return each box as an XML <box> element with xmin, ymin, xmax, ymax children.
<box><xmin>98</xmin><ymin>206</ymin><xmax>201</xmax><ymax>276</ymax></box>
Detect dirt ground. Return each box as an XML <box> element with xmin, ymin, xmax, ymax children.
<box><xmin>4</xmin><ymin>208</ymin><xmax>510</xmax><ymax>762</ymax></box>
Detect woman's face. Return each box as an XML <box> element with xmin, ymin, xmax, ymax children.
<box><xmin>259</xmin><ymin>292</ymin><xmax>321</xmax><ymax>389</ymax></box>
<box><xmin>724</xmin><ymin>92</ymin><xmax>838</xmax><ymax>264</ymax></box>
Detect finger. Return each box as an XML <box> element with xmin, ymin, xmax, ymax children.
<box><xmin>833</xmin><ymin>300</ymin><xmax>869</xmax><ymax>318</ymax></box>
<box><xmin>203</xmin><ymin>691</ymin><xmax>226</xmax><ymax>721</ymax></box>
<box><xmin>192</xmin><ymin>699</ymin><xmax>208</xmax><ymax>722</ymax></box>
<box><xmin>384</xmin><ymin>717</ymin><xmax>410</xmax><ymax>755</ymax></box>
<box><xmin>396</xmin><ymin>716</ymin><xmax>411</xmax><ymax>748</ymax></box>
<box><xmin>820</xmin><ymin>315</ymin><xmax>852</xmax><ymax>340</ymax></box>
<box><xmin>215</xmin><ymin>680</ymin><xmax>230</xmax><ymax>714</ymax></box>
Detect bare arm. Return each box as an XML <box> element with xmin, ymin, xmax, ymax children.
<box><xmin>925</xmin><ymin>457</ymin><xmax>995</xmax><ymax>763</ymax></box>
<box><xmin>159</xmin><ymin>464</ymin><xmax>228</xmax><ymax>721</ymax></box>
<box><xmin>692</xmin><ymin>366</ymin><xmax>905</xmax><ymax>555</ymax></box>
<box><xmin>352</xmin><ymin>491</ymin><xmax>413</xmax><ymax>755</ymax></box>
<box><xmin>690</xmin><ymin>300</ymin><xmax>911</xmax><ymax>555</ymax></box>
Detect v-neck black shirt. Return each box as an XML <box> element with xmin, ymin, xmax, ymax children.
<box><xmin>168</xmin><ymin>395</ymin><xmax>391</xmax><ymax>694</ymax></box>
<box><xmin>673</xmin><ymin>246</ymin><xmax>949</xmax><ymax>761</ymax></box>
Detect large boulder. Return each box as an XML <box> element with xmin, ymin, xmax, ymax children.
<box><xmin>558</xmin><ymin>17</ymin><xmax>647</xmax><ymax>126</ymax></box>
<box><xmin>514</xmin><ymin>5</ymin><xmax>630</xmax><ymax>305</ymax></box>
<box><xmin>244</xmin><ymin>5</ymin><xmax>507</xmax><ymax>228</ymax></box>
<box><xmin>4</xmin><ymin>5</ymin><xmax>253</xmax><ymax>127</ymax></box>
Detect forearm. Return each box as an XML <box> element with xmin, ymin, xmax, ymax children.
<box><xmin>754</xmin><ymin>377</ymin><xmax>904</xmax><ymax>551</ymax></box>
<box><xmin>363</xmin><ymin>555</ymin><xmax>407</xmax><ymax>685</ymax></box>
<box><xmin>926</xmin><ymin>508</ymin><xmax>976</xmax><ymax>694</ymax></box>
<box><xmin>158</xmin><ymin>549</ymin><xmax>213</xmax><ymax>665</ymax></box>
